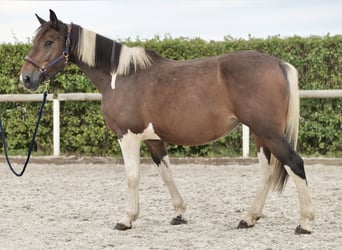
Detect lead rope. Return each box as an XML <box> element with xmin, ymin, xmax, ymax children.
<box><xmin>0</xmin><ymin>82</ymin><xmax>49</xmax><ymax>177</ymax></box>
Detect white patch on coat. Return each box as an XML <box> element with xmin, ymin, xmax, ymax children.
<box><xmin>141</xmin><ymin>123</ymin><xmax>161</xmax><ymax>140</ymax></box>
<box><xmin>111</xmin><ymin>73</ymin><xmax>117</xmax><ymax>89</ymax></box>
<box><xmin>119</xmin><ymin>123</ymin><xmax>160</xmax><ymax>157</ymax></box>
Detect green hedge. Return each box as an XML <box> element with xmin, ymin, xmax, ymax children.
<box><xmin>0</xmin><ymin>35</ymin><xmax>341</xmax><ymax>157</ymax></box>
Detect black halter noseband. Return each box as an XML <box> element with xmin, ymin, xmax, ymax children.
<box><xmin>24</xmin><ymin>24</ymin><xmax>72</xmax><ymax>80</ymax></box>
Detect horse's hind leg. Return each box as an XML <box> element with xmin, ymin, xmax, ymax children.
<box><xmin>238</xmin><ymin>144</ymin><xmax>272</xmax><ymax>229</ymax></box>
<box><xmin>284</xmin><ymin>165</ymin><xmax>315</xmax><ymax>234</ymax></box>
<box><xmin>264</xmin><ymin>136</ymin><xmax>315</xmax><ymax>234</ymax></box>
<box><xmin>144</xmin><ymin>140</ymin><xmax>187</xmax><ymax>225</ymax></box>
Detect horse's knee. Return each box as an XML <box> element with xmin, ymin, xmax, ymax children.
<box><xmin>127</xmin><ymin>174</ymin><xmax>140</xmax><ymax>188</ymax></box>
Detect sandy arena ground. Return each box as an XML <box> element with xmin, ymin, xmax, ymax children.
<box><xmin>0</xmin><ymin>160</ymin><xmax>341</xmax><ymax>249</ymax></box>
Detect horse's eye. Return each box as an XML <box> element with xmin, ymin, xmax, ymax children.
<box><xmin>45</xmin><ymin>40</ymin><xmax>53</xmax><ymax>46</ymax></box>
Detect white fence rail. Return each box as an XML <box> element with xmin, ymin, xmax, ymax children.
<box><xmin>1</xmin><ymin>90</ymin><xmax>341</xmax><ymax>157</ymax></box>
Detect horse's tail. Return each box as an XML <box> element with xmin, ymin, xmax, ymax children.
<box><xmin>270</xmin><ymin>62</ymin><xmax>300</xmax><ymax>192</ymax></box>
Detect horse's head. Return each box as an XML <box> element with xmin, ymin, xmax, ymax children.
<box><xmin>20</xmin><ymin>9</ymin><xmax>71</xmax><ymax>91</ymax></box>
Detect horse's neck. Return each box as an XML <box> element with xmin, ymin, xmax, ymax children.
<box><xmin>75</xmin><ymin>62</ymin><xmax>111</xmax><ymax>93</ymax></box>
<box><xmin>68</xmin><ymin>25</ymin><xmax>111</xmax><ymax>93</ymax></box>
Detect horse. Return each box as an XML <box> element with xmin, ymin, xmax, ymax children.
<box><xmin>20</xmin><ymin>10</ymin><xmax>314</xmax><ymax>234</ymax></box>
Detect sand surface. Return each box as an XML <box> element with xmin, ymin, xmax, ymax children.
<box><xmin>0</xmin><ymin>162</ymin><xmax>341</xmax><ymax>249</ymax></box>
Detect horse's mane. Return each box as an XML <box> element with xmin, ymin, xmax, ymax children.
<box><xmin>76</xmin><ymin>26</ymin><xmax>153</xmax><ymax>76</ymax></box>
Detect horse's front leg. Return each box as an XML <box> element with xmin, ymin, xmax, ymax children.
<box><xmin>144</xmin><ymin>140</ymin><xmax>187</xmax><ymax>225</ymax></box>
<box><xmin>158</xmin><ymin>155</ymin><xmax>187</xmax><ymax>225</ymax></box>
<box><xmin>115</xmin><ymin>132</ymin><xmax>142</xmax><ymax>230</ymax></box>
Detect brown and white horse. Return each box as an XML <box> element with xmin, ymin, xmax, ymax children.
<box><xmin>20</xmin><ymin>10</ymin><xmax>314</xmax><ymax>233</ymax></box>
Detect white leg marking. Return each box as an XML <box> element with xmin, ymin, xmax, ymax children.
<box><xmin>244</xmin><ymin>148</ymin><xmax>272</xmax><ymax>226</ymax></box>
<box><xmin>117</xmin><ymin>123</ymin><xmax>160</xmax><ymax>228</ymax></box>
<box><xmin>284</xmin><ymin>165</ymin><xmax>315</xmax><ymax>232</ymax></box>
<box><xmin>118</xmin><ymin>131</ymin><xmax>142</xmax><ymax>228</ymax></box>
<box><xmin>158</xmin><ymin>156</ymin><xmax>186</xmax><ymax>218</ymax></box>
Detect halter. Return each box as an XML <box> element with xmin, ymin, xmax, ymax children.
<box><xmin>24</xmin><ymin>23</ymin><xmax>72</xmax><ymax>80</ymax></box>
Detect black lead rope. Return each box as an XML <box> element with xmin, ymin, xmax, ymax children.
<box><xmin>0</xmin><ymin>90</ymin><xmax>48</xmax><ymax>177</ymax></box>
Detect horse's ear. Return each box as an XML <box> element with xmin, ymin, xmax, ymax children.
<box><xmin>35</xmin><ymin>14</ymin><xmax>46</xmax><ymax>25</ymax></box>
<box><xmin>49</xmin><ymin>9</ymin><xmax>58</xmax><ymax>29</ymax></box>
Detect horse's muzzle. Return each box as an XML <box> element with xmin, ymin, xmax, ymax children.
<box><xmin>20</xmin><ymin>71</ymin><xmax>41</xmax><ymax>91</ymax></box>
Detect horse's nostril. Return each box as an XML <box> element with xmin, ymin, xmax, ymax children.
<box><xmin>23</xmin><ymin>76</ymin><xmax>31</xmax><ymax>84</ymax></box>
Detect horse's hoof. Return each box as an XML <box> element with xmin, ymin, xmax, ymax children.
<box><xmin>170</xmin><ymin>215</ymin><xmax>187</xmax><ymax>225</ymax></box>
<box><xmin>114</xmin><ymin>223</ymin><xmax>132</xmax><ymax>231</ymax></box>
<box><xmin>295</xmin><ymin>225</ymin><xmax>311</xmax><ymax>234</ymax></box>
<box><xmin>237</xmin><ymin>220</ymin><xmax>254</xmax><ymax>229</ymax></box>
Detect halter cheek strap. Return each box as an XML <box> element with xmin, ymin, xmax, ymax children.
<box><xmin>24</xmin><ymin>23</ymin><xmax>72</xmax><ymax>80</ymax></box>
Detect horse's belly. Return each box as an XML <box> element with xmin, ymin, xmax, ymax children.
<box><xmin>155</xmin><ymin>116</ymin><xmax>239</xmax><ymax>146</ymax></box>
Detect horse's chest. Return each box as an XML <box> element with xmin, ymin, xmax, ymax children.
<box><xmin>101</xmin><ymin>97</ymin><xmax>146</xmax><ymax>135</ymax></box>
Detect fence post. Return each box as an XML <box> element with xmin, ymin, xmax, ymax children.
<box><xmin>242</xmin><ymin>125</ymin><xmax>250</xmax><ymax>157</ymax></box>
<box><xmin>53</xmin><ymin>99</ymin><xmax>60</xmax><ymax>156</ymax></box>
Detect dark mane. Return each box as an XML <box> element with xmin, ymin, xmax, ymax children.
<box><xmin>94</xmin><ymin>33</ymin><xmax>122</xmax><ymax>73</ymax></box>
